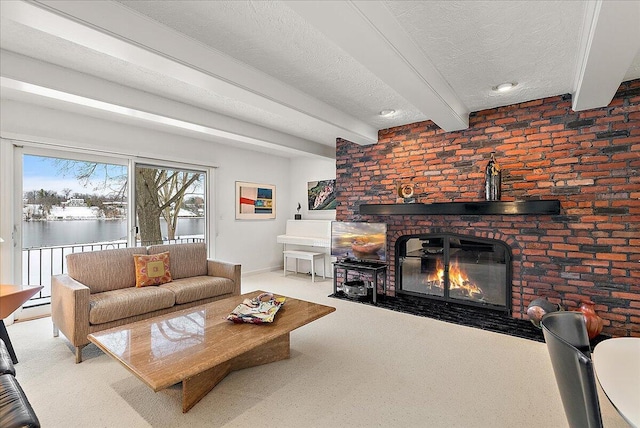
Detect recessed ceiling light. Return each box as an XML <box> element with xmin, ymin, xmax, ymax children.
<box><xmin>379</xmin><ymin>109</ymin><xmax>396</xmax><ymax>117</ymax></box>
<box><xmin>494</xmin><ymin>82</ymin><xmax>517</xmax><ymax>92</ymax></box>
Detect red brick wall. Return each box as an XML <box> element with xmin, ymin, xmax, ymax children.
<box><xmin>336</xmin><ymin>80</ymin><xmax>640</xmax><ymax>337</ymax></box>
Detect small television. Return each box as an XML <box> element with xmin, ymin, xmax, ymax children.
<box><xmin>331</xmin><ymin>221</ymin><xmax>387</xmax><ymax>262</ymax></box>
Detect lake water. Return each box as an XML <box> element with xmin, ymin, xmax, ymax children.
<box><xmin>22</xmin><ymin>218</ymin><xmax>205</xmax><ymax>248</ymax></box>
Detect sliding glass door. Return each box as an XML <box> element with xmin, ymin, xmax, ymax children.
<box><xmin>134</xmin><ymin>163</ymin><xmax>206</xmax><ymax>247</ymax></box>
<box><xmin>19</xmin><ymin>148</ymin><xmax>129</xmax><ymax>307</ymax></box>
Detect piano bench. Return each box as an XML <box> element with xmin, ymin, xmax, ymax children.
<box><xmin>283</xmin><ymin>250</ymin><xmax>326</xmax><ymax>282</ymax></box>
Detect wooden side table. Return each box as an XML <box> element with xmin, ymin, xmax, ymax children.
<box><xmin>0</xmin><ymin>284</ymin><xmax>43</xmax><ymax>363</ymax></box>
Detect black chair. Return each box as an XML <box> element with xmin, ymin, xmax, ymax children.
<box><xmin>0</xmin><ymin>339</ymin><xmax>40</xmax><ymax>428</ymax></box>
<box><xmin>541</xmin><ymin>311</ymin><xmax>603</xmax><ymax>428</ymax></box>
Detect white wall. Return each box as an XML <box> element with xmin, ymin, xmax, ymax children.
<box><xmin>1</xmin><ymin>99</ymin><xmax>335</xmax><ymax>276</ymax></box>
<box><xmin>289</xmin><ymin>156</ymin><xmax>336</xmax><ymax>221</ymax></box>
<box><xmin>282</xmin><ymin>156</ymin><xmax>336</xmax><ymax>277</ymax></box>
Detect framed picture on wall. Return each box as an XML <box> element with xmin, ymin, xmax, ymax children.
<box><xmin>308</xmin><ymin>179</ymin><xmax>336</xmax><ymax>210</ymax></box>
<box><xmin>236</xmin><ymin>181</ymin><xmax>276</xmax><ymax>219</ymax></box>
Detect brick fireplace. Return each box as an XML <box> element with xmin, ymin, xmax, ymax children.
<box><xmin>335</xmin><ymin>79</ymin><xmax>640</xmax><ymax>337</ymax></box>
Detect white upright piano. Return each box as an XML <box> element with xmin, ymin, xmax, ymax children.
<box><xmin>277</xmin><ymin>220</ymin><xmax>333</xmax><ymax>278</ymax></box>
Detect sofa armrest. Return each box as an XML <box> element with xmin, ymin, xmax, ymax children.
<box><xmin>207</xmin><ymin>260</ymin><xmax>241</xmax><ymax>295</ymax></box>
<box><xmin>51</xmin><ymin>274</ymin><xmax>91</xmax><ymax>347</ymax></box>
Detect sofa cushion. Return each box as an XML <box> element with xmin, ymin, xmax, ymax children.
<box><xmin>67</xmin><ymin>247</ymin><xmax>148</xmax><ymax>293</ymax></box>
<box><xmin>159</xmin><ymin>276</ymin><xmax>235</xmax><ymax>305</ymax></box>
<box><xmin>89</xmin><ymin>287</ymin><xmax>176</xmax><ymax>325</ymax></box>
<box><xmin>133</xmin><ymin>252</ymin><xmax>172</xmax><ymax>287</ymax></box>
<box><xmin>148</xmin><ymin>243</ymin><xmax>207</xmax><ymax>279</ymax></box>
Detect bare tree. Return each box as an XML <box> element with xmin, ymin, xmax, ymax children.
<box><xmin>23</xmin><ymin>190</ymin><xmax>37</xmax><ymax>204</ymax></box>
<box><xmin>136</xmin><ymin>167</ymin><xmax>200</xmax><ymax>245</ymax></box>
<box><xmin>53</xmin><ymin>159</ymin><xmax>127</xmax><ymax>199</ymax></box>
<box><xmin>158</xmin><ymin>170</ymin><xmax>199</xmax><ymax>240</ymax></box>
<box><xmin>62</xmin><ymin>188</ymin><xmax>73</xmax><ymax>200</ymax></box>
<box><xmin>36</xmin><ymin>189</ymin><xmax>60</xmax><ymax>215</ymax></box>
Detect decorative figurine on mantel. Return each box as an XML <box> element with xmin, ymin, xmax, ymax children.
<box><xmin>485</xmin><ymin>152</ymin><xmax>502</xmax><ymax>201</ymax></box>
<box><xmin>397</xmin><ymin>183</ymin><xmax>416</xmax><ymax>203</ymax></box>
<box><xmin>294</xmin><ymin>202</ymin><xmax>302</xmax><ymax>220</ymax></box>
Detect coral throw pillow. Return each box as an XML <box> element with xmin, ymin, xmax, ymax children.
<box><xmin>134</xmin><ymin>252</ymin><xmax>172</xmax><ymax>287</ymax></box>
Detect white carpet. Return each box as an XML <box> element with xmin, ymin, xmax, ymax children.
<box><xmin>6</xmin><ymin>271</ymin><xmax>629</xmax><ymax>427</ymax></box>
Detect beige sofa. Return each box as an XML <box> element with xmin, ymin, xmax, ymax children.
<box><xmin>51</xmin><ymin>242</ymin><xmax>241</xmax><ymax>363</ymax></box>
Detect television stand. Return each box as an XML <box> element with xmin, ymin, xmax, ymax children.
<box><xmin>333</xmin><ymin>260</ymin><xmax>387</xmax><ymax>304</ymax></box>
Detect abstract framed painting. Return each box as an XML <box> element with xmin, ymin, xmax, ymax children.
<box><xmin>235</xmin><ymin>181</ymin><xmax>276</xmax><ymax>219</ymax></box>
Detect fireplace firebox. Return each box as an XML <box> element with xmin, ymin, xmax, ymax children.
<box><xmin>396</xmin><ymin>234</ymin><xmax>511</xmax><ymax>312</ymax></box>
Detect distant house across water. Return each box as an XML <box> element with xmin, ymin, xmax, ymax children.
<box><xmin>62</xmin><ymin>198</ymin><xmax>87</xmax><ymax>207</ymax></box>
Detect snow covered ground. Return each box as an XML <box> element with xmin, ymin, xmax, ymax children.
<box><xmin>48</xmin><ymin>206</ymin><xmax>101</xmax><ymax>220</ymax></box>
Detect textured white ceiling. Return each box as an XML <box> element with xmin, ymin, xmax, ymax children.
<box><xmin>385</xmin><ymin>1</ymin><xmax>588</xmax><ymax>111</ymax></box>
<box><xmin>115</xmin><ymin>0</ymin><xmax>426</xmax><ymax>128</ymax></box>
<box><xmin>1</xmin><ymin>0</ymin><xmax>639</xmax><ymax>157</ymax></box>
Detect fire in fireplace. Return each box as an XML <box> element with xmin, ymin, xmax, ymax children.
<box><xmin>426</xmin><ymin>258</ymin><xmax>485</xmax><ymax>299</ymax></box>
<box><xmin>396</xmin><ymin>234</ymin><xmax>511</xmax><ymax>312</ymax></box>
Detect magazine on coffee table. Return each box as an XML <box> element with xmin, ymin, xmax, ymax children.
<box><xmin>226</xmin><ymin>292</ymin><xmax>286</xmax><ymax>324</ymax></box>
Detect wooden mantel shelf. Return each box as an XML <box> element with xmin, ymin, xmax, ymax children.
<box><xmin>359</xmin><ymin>200</ymin><xmax>561</xmax><ymax>216</ymax></box>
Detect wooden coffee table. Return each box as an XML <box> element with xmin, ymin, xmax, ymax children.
<box><xmin>88</xmin><ymin>290</ymin><xmax>335</xmax><ymax>412</ymax></box>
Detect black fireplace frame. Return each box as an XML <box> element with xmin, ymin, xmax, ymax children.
<box><xmin>395</xmin><ymin>233</ymin><xmax>512</xmax><ymax>313</ymax></box>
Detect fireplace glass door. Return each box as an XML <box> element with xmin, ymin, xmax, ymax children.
<box><xmin>401</xmin><ymin>237</ymin><xmax>445</xmax><ymax>298</ymax></box>
<box><xmin>396</xmin><ymin>234</ymin><xmax>511</xmax><ymax>311</ymax></box>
